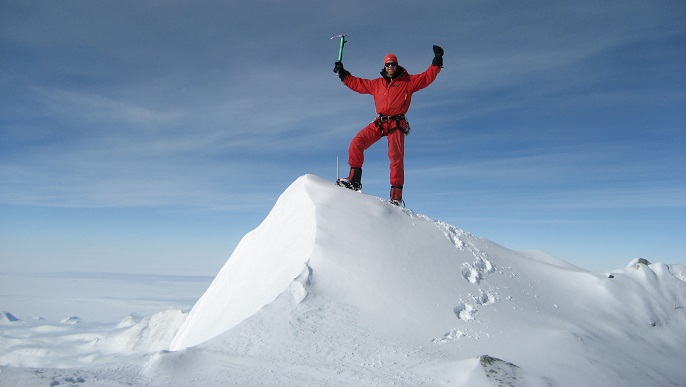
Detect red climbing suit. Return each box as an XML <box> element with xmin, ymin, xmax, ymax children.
<box><xmin>342</xmin><ymin>63</ymin><xmax>441</xmax><ymax>186</ymax></box>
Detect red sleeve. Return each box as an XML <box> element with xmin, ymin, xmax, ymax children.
<box><xmin>410</xmin><ymin>65</ymin><xmax>441</xmax><ymax>92</ymax></box>
<box><xmin>343</xmin><ymin>74</ymin><xmax>377</xmax><ymax>95</ymax></box>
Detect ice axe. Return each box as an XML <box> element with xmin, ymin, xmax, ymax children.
<box><xmin>331</xmin><ymin>34</ymin><xmax>347</xmax><ymax>72</ymax></box>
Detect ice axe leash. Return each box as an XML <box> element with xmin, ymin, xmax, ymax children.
<box><xmin>331</xmin><ymin>34</ymin><xmax>347</xmax><ymax>71</ymax></box>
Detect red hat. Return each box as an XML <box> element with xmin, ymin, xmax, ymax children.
<box><xmin>384</xmin><ymin>53</ymin><xmax>398</xmax><ymax>64</ymax></box>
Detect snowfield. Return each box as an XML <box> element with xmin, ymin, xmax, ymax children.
<box><xmin>1</xmin><ymin>174</ymin><xmax>685</xmax><ymax>386</ymax></box>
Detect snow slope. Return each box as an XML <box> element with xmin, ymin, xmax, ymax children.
<box><xmin>1</xmin><ymin>174</ymin><xmax>685</xmax><ymax>386</ymax></box>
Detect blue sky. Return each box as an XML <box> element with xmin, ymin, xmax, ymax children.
<box><xmin>1</xmin><ymin>0</ymin><xmax>684</xmax><ymax>275</ymax></box>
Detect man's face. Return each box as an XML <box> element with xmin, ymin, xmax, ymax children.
<box><xmin>385</xmin><ymin>62</ymin><xmax>397</xmax><ymax>76</ymax></box>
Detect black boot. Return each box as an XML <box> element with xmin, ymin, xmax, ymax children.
<box><xmin>336</xmin><ymin>167</ymin><xmax>362</xmax><ymax>191</ymax></box>
<box><xmin>389</xmin><ymin>185</ymin><xmax>403</xmax><ymax>206</ymax></box>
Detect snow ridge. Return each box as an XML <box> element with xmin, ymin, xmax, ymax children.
<box><xmin>169</xmin><ymin>175</ymin><xmax>319</xmax><ymax>350</ymax></box>
<box><xmin>2</xmin><ymin>174</ymin><xmax>685</xmax><ymax>386</ymax></box>
<box><xmin>167</xmin><ymin>175</ymin><xmax>686</xmax><ymax>385</ymax></box>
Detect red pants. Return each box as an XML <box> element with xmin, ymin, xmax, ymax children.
<box><xmin>348</xmin><ymin>121</ymin><xmax>405</xmax><ymax>187</ymax></box>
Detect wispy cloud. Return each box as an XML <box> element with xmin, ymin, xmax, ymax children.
<box><xmin>1</xmin><ymin>0</ymin><xmax>684</xmax><ymax>215</ymax></box>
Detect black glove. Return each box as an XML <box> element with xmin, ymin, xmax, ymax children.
<box><xmin>432</xmin><ymin>45</ymin><xmax>444</xmax><ymax>68</ymax></box>
<box><xmin>333</xmin><ymin>61</ymin><xmax>349</xmax><ymax>81</ymax></box>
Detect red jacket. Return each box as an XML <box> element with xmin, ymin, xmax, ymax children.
<box><xmin>343</xmin><ymin>64</ymin><xmax>441</xmax><ymax>116</ymax></box>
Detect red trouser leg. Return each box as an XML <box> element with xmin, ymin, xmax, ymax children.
<box><xmin>387</xmin><ymin>129</ymin><xmax>405</xmax><ymax>187</ymax></box>
<box><xmin>348</xmin><ymin>122</ymin><xmax>405</xmax><ymax>187</ymax></box>
<box><xmin>348</xmin><ymin>122</ymin><xmax>382</xmax><ymax>169</ymax></box>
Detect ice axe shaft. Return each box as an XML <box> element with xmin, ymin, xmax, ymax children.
<box><xmin>331</xmin><ymin>34</ymin><xmax>347</xmax><ymax>62</ymax></box>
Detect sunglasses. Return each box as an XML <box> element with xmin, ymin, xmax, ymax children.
<box><xmin>384</xmin><ymin>62</ymin><xmax>398</xmax><ymax>68</ymax></box>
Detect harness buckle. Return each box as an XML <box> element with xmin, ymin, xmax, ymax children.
<box><xmin>378</xmin><ymin>114</ymin><xmax>405</xmax><ymax>122</ymax></box>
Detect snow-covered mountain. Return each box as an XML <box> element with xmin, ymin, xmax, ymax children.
<box><xmin>1</xmin><ymin>174</ymin><xmax>685</xmax><ymax>386</ymax></box>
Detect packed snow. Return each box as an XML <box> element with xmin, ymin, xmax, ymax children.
<box><xmin>1</xmin><ymin>174</ymin><xmax>685</xmax><ymax>386</ymax></box>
